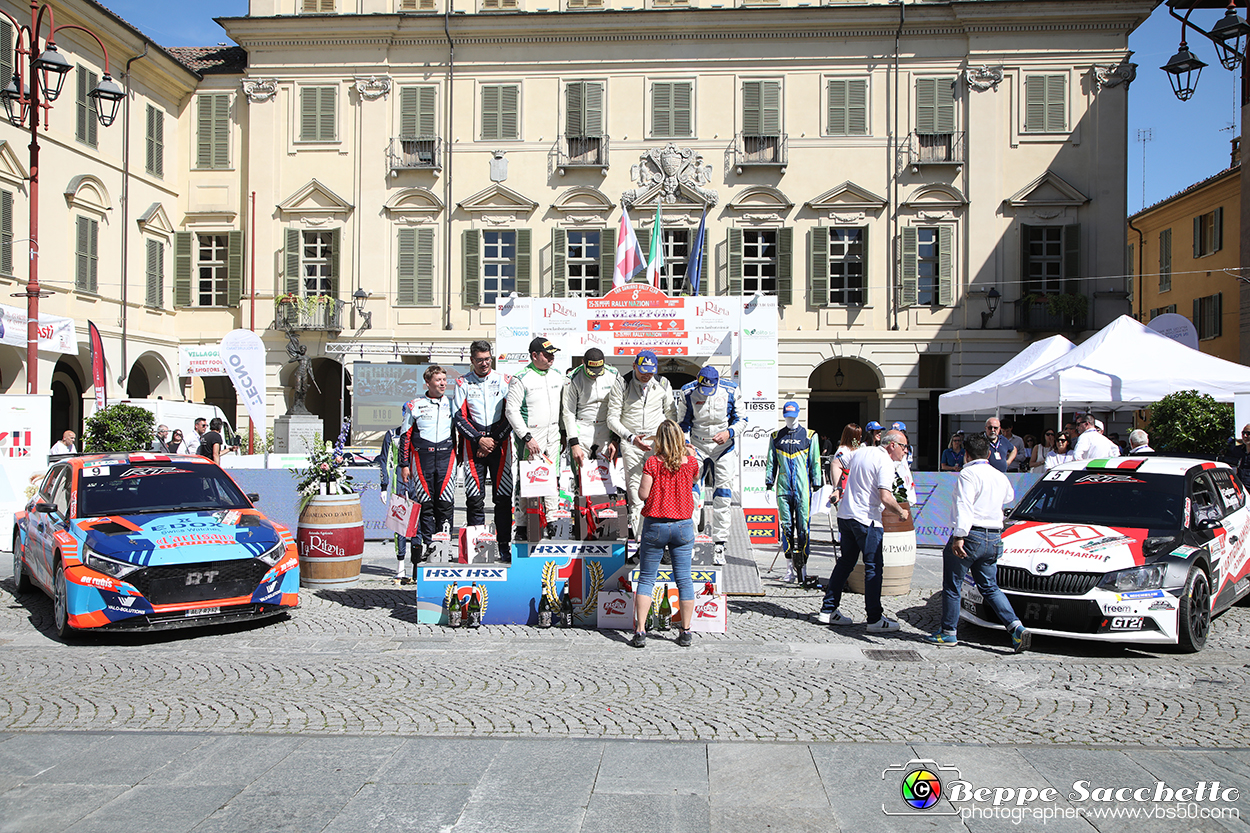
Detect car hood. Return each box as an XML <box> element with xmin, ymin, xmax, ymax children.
<box><xmin>75</xmin><ymin>509</ymin><xmax>281</xmax><ymax>567</ymax></box>
<box><xmin>1001</xmin><ymin>521</ymin><xmax>1147</xmax><ymax>572</ymax></box>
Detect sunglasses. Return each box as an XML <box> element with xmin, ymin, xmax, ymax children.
<box><xmin>1045</xmin><ymin>432</ymin><xmax>1055</xmax><ymax>436</ymax></box>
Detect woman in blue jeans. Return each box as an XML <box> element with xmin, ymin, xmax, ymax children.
<box><xmin>631</xmin><ymin>419</ymin><xmax>700</xmax><ymax>648</ymax></box>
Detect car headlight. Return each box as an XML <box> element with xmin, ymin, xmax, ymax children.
<box><xmin>84</xmin><ymin>546</ymin><xmax>142</xmax><ymax>579</ymax></box>
<box><xmin>1098</xmin><ymin>563</ymin><xmax>1169</xmax><ymax>592</ymax></box>
<box><xmin>256</xmin><ymin>541</ymin><xmax>286</xmax><ymax>567</ymax></box>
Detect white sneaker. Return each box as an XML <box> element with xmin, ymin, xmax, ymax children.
<box><xmin>866</xmin><ymin>616</ymin><xmax>901</xmax><ymax>633</ymax></box>
<box><xmin>815</xmin><ymin>609</ymin><xmax>854</xmax><ymax>626</ymax></box>
<box><xmin>784</xmin><ymin>564</ymin><xmax>796</xmax><ymax>583</ymax></box>
<box><xmin>393</xmin><ymin>562</ymin><xmax>406</xmax><ymax>580</ymax></box>
<box><xmin>713</xmin><ymin>543</ymin><xmax>726</xmax><ymax>566</ymax></box>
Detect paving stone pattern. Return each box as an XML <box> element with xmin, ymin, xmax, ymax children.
<box><xmin>2</xmin><ymin>546</ymin><xmax>1250</xmax><ymax>746</ymax></box>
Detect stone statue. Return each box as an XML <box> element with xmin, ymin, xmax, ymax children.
<box><xmin>285</xmin><ymin>329</ymin><xmax>313</xmax><ymax>415</ymax></box>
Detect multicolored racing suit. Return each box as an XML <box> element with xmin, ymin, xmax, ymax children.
<box><xmin>677</xmin><ymin>379</ymin><xmax>742</xmax><ymax>543</ymax></box>
<box><xmin>562</xmin><ymin>364</ymin><xmax>620</xmax><ymax>489</ymax></box>
<box><xmin>505</xmin><ymin>362</ymin><xmax>566</xmax><ymax>519</ymax></box>
<box><xmin>452</xmin><ymin>368</ymin><xmax>514</xmax><ymax>548</ymax></box>
<box><xmin>765</xmin><ymin>421</ymin><xmax>823</xmax><ymax>577</ymax></box>
<box><xmin>606</xmin><ymin>371</ymin><xmax>677</xmax><ymax>538</ymax></box>
<box><xmin>399</xmin><ymin>393</ymin><xmax>456</xmax><ymax>549</ymax></box>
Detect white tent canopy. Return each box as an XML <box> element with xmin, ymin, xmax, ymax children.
<box><xmin>980</xmin><ymin>315</ymin><xmax>1250</xmax><ymax>412</ymax></box>
<box><xmin>938</xmin><ymin>334</ymin><xmax>1075</xmax><ymax>415</ymax></box>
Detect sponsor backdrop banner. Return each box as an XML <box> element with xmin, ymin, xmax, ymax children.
<box><xmin>907</xmin><ymin>472</ymin><xmax>1039</xmax><ymax>547</ymax></box>
<box><xmin>220</xmin><ymin>329</ymin><xmax>267</xmax><ymax>431</ymax></box>
<box><xmin>351</xmin><ymin>362</ymin><xmax>468</xmax><ymax>433</ymax></box>
<box><xmin>735</xmin><ymin>294</ymin><xmax>779</xmax><ymax>513</ymax></box>
<box><xmin>0</xmin><ymin>304</ymin><xmax>75</xmax><ymax>354</ymax></box>
<box><xmin>179</xmin><ymin>345</ymin><xmax>227</xmax><ymax>377</ymax></box>
<box><xmin>495</xmin><ymin>295</ymin><xmax>534</xmax><ymax>374</ymax></box>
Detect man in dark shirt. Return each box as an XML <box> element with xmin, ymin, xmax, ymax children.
<box><xmin>198</xmin><ymin>418</ymin><xmax>225</xmax><ymax>464</ymax></box>
<box><xmin>984</xmin><ymin>417</ymin><xmax>1014</xmax><ymax>473</ymax></box>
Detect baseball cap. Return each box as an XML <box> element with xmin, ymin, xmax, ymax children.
<box><xmin>528</xmin><ymin>336</ymin><xmax>559</xmax><ymax>354</ymax></box>
<box><xmin>782</xmin><ymin>401</ymin><xmax>800</xmax><ymax>418</ymax></box>
<box><xmin>892</xmin><ymin>421</ymin><xmax>907</xmax><ymax>431</ymax></box>
<box><xmin>865</xmin><ymin>421</ymin><xmax>883</xmax><ymax>431</ymax></box>
<box><xmin>635</xmin><ymin>350</ymin><xmax>658</xmax><ymax>372</ymax></box>
<box><xmin>697</xmin><ymin>366</ymin><xmax>719</xmax><ymax>395</ymax></box>
<box><xmin>583</xmin><ymin>348</ymin><xmax>606</xmax><ymax>377</ymax></box>
<box><xmin>1094</xmin><ymin>419</ymin><xmax>1105</xmax><ymax>432</ymax></box>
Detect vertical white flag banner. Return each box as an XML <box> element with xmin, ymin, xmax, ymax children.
<box><xmin>735</xmin><ymin>294</ymin><xmax>779</xmax><ymax>512</ymax></box>
<box><xmin>220</xmin><ymin>329</ymin><xmax>267</xmax><ymax>431</ymax></box>
<box><xmin>495</xmin><ymin>295</ymin><xmax>534</xmax><ymax>375</ymax></box>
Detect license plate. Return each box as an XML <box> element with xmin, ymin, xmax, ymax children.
<box><xmin>186</xmin><ymin>607</ymin><xmax>221</xmax><ymax>617</ymax></box>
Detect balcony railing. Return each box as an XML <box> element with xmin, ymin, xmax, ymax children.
<box><xmin>732</xmin><ymin>133</ymin><xmax>788</xmax><ymax>172</ymax></box>
<box><xmin>1014</xmin><ymin>296</ymin><xmax>1088</xmax><ymax>333</ymax></box>
<box><xmin>555</xmin><ymin>134</ymin><xmax>609</xmax><ymax>174</ymax></box>
<box><xmin>388</xmin><ymin>136</ymin><xmax>442</xmax><ymax>171</ymax></box>
<box><xmin>906</xmin><ymin>131</ymin><xmax>966</xmax><ymax>167</ymax></box>
<box><xmin>274</xmin><ymin>297</ymin><xmax>346</xmax><ymax>332</ymax></box>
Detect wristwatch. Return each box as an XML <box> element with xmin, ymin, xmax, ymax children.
<box><xmin>521</xmin><ymin>433</ymin><xmax>533</xmax><ymax>444</ymax></box>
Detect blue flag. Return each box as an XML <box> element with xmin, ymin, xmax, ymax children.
<box><xmin>686</xmin><ymin>206</ymin><xmax>708</xmax><ymax>296</ymax></box>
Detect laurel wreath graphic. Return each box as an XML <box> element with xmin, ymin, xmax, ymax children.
<box><xmin>580</xmin><ymin>561</ymin><xmax>604</xmax><ymax>618</ymax></box>
<box><xmin>541</xmin><ymin>560</ymin><xmax>559</xmax><ymax>612</ymax></box>
<box><xmin>476</xmin><ymin>583</ymin><xmax>489</xmax><ymax>617</ymax></box>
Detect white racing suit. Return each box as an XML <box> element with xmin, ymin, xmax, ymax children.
<box><xmin>505</xmin><ymin>363</ymin><xmax>566</xmax><ymax>520</ymax></box>
<box><xmin>677</xmin><ymin>379</ymin><xmax>742</xmax><ymax>543</ymax></box>
<box><xmin>452</xmin><ymin>369</ymin><xmax>513</xmax><ymax>549</ymax></box>
<box><xmin>562</xmin><ymin>364</ymin><xmax>621</xmax><ymax>470</ymax></box>
<box><xmin>606</xmin><ymin>371</ymin><xmax>677</xmax><ymax>537</ymax></box>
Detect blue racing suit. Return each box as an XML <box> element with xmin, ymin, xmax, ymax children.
<box><xmin>676</xmin><ymin>379</ymin><xmax>742</xmax><ymax>542</ymax></box>
<box><xmin>765</xmin><ymin>421</ymin><xmax>823</xmax><ymax>575</ymax></box>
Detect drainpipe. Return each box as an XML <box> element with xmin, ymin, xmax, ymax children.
<box><xmin>443</xmin><ymin>0</ymin><xmax>455</xmax><ymax>331</ymax></box>
<box><xmin>1127</xmin><ymin>215</ymin><xmax>1145</xmax><ymax>319</ymax></box>
<box><xmin>117</xmin><ymin>42</ymin><xmax>150</xmax><ymax>388</ymax></box>
<box><xmin>889</xmin><ymin>0</ymin><xmax>904</xmax><ymax>331</ymax></box>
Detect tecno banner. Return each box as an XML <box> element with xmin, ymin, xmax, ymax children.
<box><xmin>220</xmin><ymin>329</ymin><xmax>266</xmax><ymax>430</ymax></box>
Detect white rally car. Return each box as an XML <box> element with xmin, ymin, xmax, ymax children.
<box><xmin>960</xmin><ymin>456</ymin><xmax>1250</xmax><ymax>652</ymax></box>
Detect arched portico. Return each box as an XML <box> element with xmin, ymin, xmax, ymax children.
<box><xmin>807</xmin><ymin>357</ymin><xmax>883</xmax><ymax>448</ymax></box>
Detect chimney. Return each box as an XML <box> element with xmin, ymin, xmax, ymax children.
<box><xmin>1232</xmin><ymin>136</ymin><xmax>1241</xmax><ymax>168</ymax></box>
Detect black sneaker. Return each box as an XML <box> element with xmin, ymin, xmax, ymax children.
<box><xmin>544</xmin><ymin>522</ymin><xmax>558</xmax><ymax>539</ymax></box>
<box><xmin>514</xmin><ymin>525</ymin><xmax>528</xmax><ymax>542</ymax></box>
<box><xmin>661</xmin><ymin>553</ymin><xmax>672</xmax><ymax>566</ymax></box>
<box><xmin>630</xmin><ymin>631</ymin><xmax>647</xmax><ymax>648</ymax></box>
<box><xmin>676</xmin><ymin>630</ymin><xmax>693</xmax><ymax>647</ymax></box>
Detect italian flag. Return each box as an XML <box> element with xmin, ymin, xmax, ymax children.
<box><xmin>1085</xmin><ymin>458</ymin><xmax>1145</xmax><ymax>470</ymax></box>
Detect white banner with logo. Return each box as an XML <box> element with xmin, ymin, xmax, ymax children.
<box><xmin>495</xmin><ymin>295</ymin><xmax>534</xmax><ymax>374</ymax></box>
<box><xmin>220</xmin><ymin>329</ymin><xmax>266</xmax><ymax>430</ymax></box>
<box><xmin>734</xmin><ymin>294</ymin><xmax>779</xmax><ymax>511</ymax></box>
<box><xmin>179</xmin><ymin>344</ymin><xmax>227</xmax><ymax>377</ymax></box>
<box><xmin>0</xmin><ymin>304</ymin><xmax>76</xmax><ymax>354</ymax></box>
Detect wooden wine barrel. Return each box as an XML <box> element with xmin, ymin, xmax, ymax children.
<box><xmin>297</xmin><ymin>493</ymin><xmax>364</xmax><ymax>588</ymax></box>
<box><xmin>846</xmin><ymin>502</ymin><xmax>917</xmax><ymax>596</ymax></box>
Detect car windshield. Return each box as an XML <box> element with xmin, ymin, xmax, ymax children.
<box><xmin>1011</xmin><ymin>470</ymin><xmax>1185</xmax><ymax>530</ymax></box>
<box><xmin>78</xmin><ymin>462</ymin><xmax>251</xmax><ymax>517</ymax></box>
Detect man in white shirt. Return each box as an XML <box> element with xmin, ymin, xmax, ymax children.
<box><xmin>1128</xmin><ymin>429</ymin><xmax>1154</xmax><ymax>454</ymax></box>
<box><xmin>50</xmin><ymin>430</ymin><xmax>76</xmax><ymax>455</ymax></box>
<box><xmin>814</xmin><ymin>429</ymin><xmax>910</xmax><ymax>633</ymax></box>
<box><xmin>924</xmin><ymin>432</ymin><xmax>1030</xmax><ymax>652</ymax></box>
<box><xmin>1072</xmin><ymin>413</ymin><xmax>1121</xmax><ymax>460</ymax></box>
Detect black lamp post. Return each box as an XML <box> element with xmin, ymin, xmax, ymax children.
<box><xmin>980</xmin><ymin>287</ymin><xmax>1001</xmax><ymax>329</ymax></box>
<box><xmin>0</xmin><ymin>1</ymin><xmax>123</xmax><ymax>395</ymax></box>
<box><xmin>1161</xmin><ymin>0</ymin><xmax>1247</xmax><ymax>102</ymax></box>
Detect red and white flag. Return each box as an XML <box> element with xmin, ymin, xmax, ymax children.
<box><xmin>613</xmin><ymin>206</ymin><xmax>646</xmax><ymax>288</ymax></box>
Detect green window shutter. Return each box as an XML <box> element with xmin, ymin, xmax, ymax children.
<box><xmin>632</xmin><ymin>226</ymin><xmax>651</xmax><ymax>283</ymax></box>
<box><xmin>808</xmin><ymin>227</ymin><xmax>829</xmax><ymax>308</ymax></box>
<box><xmin>552</xmin><ymin>228</ymin><xmax>567</xmax><ymax>297</ymax></box>
<box><xmin>1193</xmin><ymin>297</ymin><xmax>1200</xmax><ymax>330</ymax></box>
<box><xmin>321</xmin><ymin>87</ymin><xmax>337</xmax><ymax>141</ymax></box>
<box><xmin>515</xmin><ymin>228</ymin><xmax>532</xmax><ymax>296</ymax></box>
<box><xmin>481</xmin><ymin>85</ymin><xmax>499</xmax><ymax>141</ymax></box>
<box><xmin>673</xmin><ymin>82</ymin><xmax>692</xmax><ymax>137</ymax></box>
<box><xmin>742</xmin><ymin>80</ymin><xmax>761</xmax><ymax>136</ymax></box>
<box><xmin>847</xmin><ymin>80</ymin><xmax>867</xmax><ymax>135</ymax></box>
<box><xmin>300</xmin><ymin>87</ymin><xmax>317</xmax><ymax>140</ymax></box>
<box><xmin>936</xmin><ymin>78</ymin><xmax>955</xmax><ymax>134</ymax></box>
<box><xmin>0</xmin><ymin>23</ymin><xmax>11</xmax><ymax>89</ymax></box>
<box><xmin>699</xmin><ymin>236</ymin><xmax>710</xmax><ymax>296</ymax></box>
<box><xmin>727</xmin><ymin>228</ymin><xmax>743</xmax><ymax>296</ymax></box>
<box><xmin>463</xmin><ymin>229</ymin><xmax>480</xmax><ymax>306</ymax></box>
<box><xmin>760</xmin><ymin>81</ymin><xmax>780</xmax><ymax>135</ymax></box>
<box><xmin>146</xmin><ymin>105</ymin><xmax>164</xmax><ymax>177</ymax></box>
<box><xmin>1024</xmin><ymin>76</ymin><xmax>1045</xmax><ymax>133</ymax></box>
<box><xmin>301</xmin><ymin>87</ymin><xmax>335</xmax><ymax>141</ymax></box>
<box><xmin>397</xmin><ymin>227</ymin><xmax>416</xmax><ymax>306</ymax></box>
<box><xmin>198</xmin><ymin>94</ymin><xmax>230</xmax><ymax>169</ymax></box>
<box><xmin>827</xmin><ymin>79</ymin><xmax>846</xmax><ymax>136</ymax></box>
<box><xmin>174</xmin><ymin>232</ymin><xmax>192</xmax><ymax>307</ymax></box>
<box><xmin>1216</xmin><ymin>292</ymin><xmax>1223</xmax><ymax>337</ymax></box>
<box><xmin>1025</xmin><ymin>75</ymin><xmax>1066</xmax><ymax>133</ymax></box>
<box><xmin>1159</xmin><ymin>228</ymin><xmax>1172</xmax><ymax>292</ymax></box>
<box><xmin>584</xmin><ymin>82</ymin><xmax>603</xmax><ymax>137</ymax></box>
<box><xmin>776</xmin><ymin>227</ymin><xmax>793</xmax><ymax>306</ymax></box>
<box><xmin>328</xmin><ymin>228</ymin><xmax>341</xmax><ymax>298</ymax></box>
<box><xmin>417</xmin><ymin>87</ymin><xmax>436</xmax><ymax>137</ymax></box>
<box><xmin>1062</xmin><ymin>223</ymin><xmax>1080</xmax><ymax>295</ymax></box>
<box><xmin>75</xmin><ymin>217</ymin><xmax>89</xmax><ymax>291</ymax></box>
<box><xmin>76</xmin><ymin>67</ymin><xmax>98</xmax><ymax>147</ymax></box>
<box><xmin>88</xmin><ymin>219</ymin><xmax>98</xmax><ymax>293</ymax></box>
<box><xmin>212</xmin><ymin>94</ymin><xmax>230</xmax><ymax>169</ymax></box>
<box><xmin>400</xmin><ymin>87</ymin><xmax>418</xmax><ymax>137</ymax></box>
<box><xmin>285</xmin><ymin>228</ymin><xmax>301</xmax><ymax>295</ymax></box>
<box><xmin>0</xmin><ymin>189</ymin><xmax>11</xmax><ymax>276</ymax></box>
<box><xmin>196</xmin><ymin>95</ymin><xmax>213</xmax><ymax>168</ymax></box>
<box><xmin>566</xmin><ymin>82</ymin><xmax>584</xmax><ymax>137</ymax></box>
<box><xmin>900</xmin><ymin>226</ymin><xmax>918</xmax><ymax>307</ymax></box>
<box><xmin>1214</xmin><ymin>207</ymin><xmax>1224</xmax><ymax>252</ymax></box>
<box><xmin>415</xmin><ymin>228</ymin><xmax>434</xmax><ymax>306</ymax></box>
<box><xmin>915</xmin><ymin>78</ymin><xmax>936</xmax><ymax>135</ymax></box>
<box><xmin>1194</xmin><ymin>215</ymin><xmax>1202</xmax><ymax>258</ymax></box>
<box><xmin>860</xmin><ymin>224</ymin><xmax>870</xmax><ymax>303</ymax></box>
<box><xmin>652</xmin><ymin>82</ymin><xmax>671</xmax><ymax>137</ymax></box>
<box><xmin>937</xmin><ymin>226</ymin><xmax>953</xmax><ymax>306</ymax></box>
<box><xmin>501</xmin><ymin>85</ymin><xmax>519</xmax><ymax>140</ymax></box>
<box><xmin>1020</xmin><ymin>223</ymin><xmax>1033</xmax><ymax>284</ymax></box>
<box><xmin>146</xmin><ymin>239</ymin><xmax>162</xmax><ymax>307</ymax></box>
<box><xmin>227</xmin><ymin>231</ymin><xmax>244</xmax><ymax>307</ymax></box>
<box><xmin>598</xmin><ymin>229</ymin><xmax>615</xmax><ymax>292</ymax></box>
<box><xmin>1045</xmin><ymin>75</ymin><xmax>1065</xmax><ymax>132</ymax></box>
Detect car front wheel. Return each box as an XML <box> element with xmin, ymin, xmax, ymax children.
<box><xmin>53</xmin><ymin>560</ymin><xmax>73</xmax><ymax>641</ymax></box>
<box><xmin>12</xmin><ymin>530</ymin><xmax>31</xmax><ymax>593</ymax></box>
<box><xmin>1178</xmin><ymin>565</ymin><xmax>1212</xmax><ymax>653</ymax></box>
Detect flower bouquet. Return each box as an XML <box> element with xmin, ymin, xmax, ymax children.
<box><xmin>292</xmin><ymin>419</ymin><xmax>356</xmax><ymax>512</ymax></box>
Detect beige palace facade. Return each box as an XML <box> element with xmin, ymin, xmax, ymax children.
<box><xmin>0</xmin><ymin>0</ymin><xmax>1154</xmax><ymax>467</ymax></box>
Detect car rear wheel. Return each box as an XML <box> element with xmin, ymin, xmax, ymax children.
<box><xmin>1178</xmin><ymin>565</ymin><xmax>1212</xmax><ymax>653</ymax></box>
<box><xmin>12</xmin><ymin>530</ymin><xmax>32</xmax><ymax>593</ymax></box>
<box><xmin>52</xmin><ymin>560</ymin><xmax>73</xmax><ymax>641</ymax></box>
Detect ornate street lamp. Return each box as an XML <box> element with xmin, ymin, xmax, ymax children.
<box><xmin>1162</xmin><ymin>0</ymin><xmax>1246</xmax><ymax>102</ymax></box>
<box><xmin>1161</xmin><ymin>42</ymin><xmax>1208</xmax><ymax>101</ymax></box>
<box><xmin>0</xmin><ymin>2</ymin><xmax>123</xmax><ymax>395</ymax></box>
<box><xmin>980</xmin><ymin>287</ymin><xmax>1001</xmax><ymax>329</ymax></box>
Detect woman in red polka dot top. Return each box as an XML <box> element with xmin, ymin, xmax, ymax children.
<box><xmin>631</xmin><ymin>419</ymin><xmax>699</xmax><ymax>649</ymax></box>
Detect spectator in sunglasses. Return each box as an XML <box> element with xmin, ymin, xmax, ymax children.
<box><xmin>1225</xmin><ymin>424</ymin><xmax>1250</xmax><ymax>484</ymax></box>
<box><xmin>1030</xmin><ymin>430</ymin><xmax>1056</xmax><ymax>472</ymax></box>
<box><xmin>1045</xmin><ymin>434</ymin><xmax>1075</xmax><ymax>470</ymax></box>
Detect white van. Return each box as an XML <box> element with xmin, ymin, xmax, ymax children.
<box><xmin>114</xmin><ymin>399</ymin><xmax>238</xmax><ymax>453</ymax></box>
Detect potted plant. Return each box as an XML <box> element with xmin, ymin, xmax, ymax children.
<box><xmin>291</xmin><ymin>420</ymin><xmax>363</xmax><ymax>588</ymax></box>
<box><xmin>1044</xmin><ymin>292</ymin><xmax>1088</xmax><ymax>328</ymax></box>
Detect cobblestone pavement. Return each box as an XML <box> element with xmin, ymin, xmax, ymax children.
<box><xmin>2</xmin><ymin>543</ymin><xmax>1249</xmax><ymax>747</ymax></box>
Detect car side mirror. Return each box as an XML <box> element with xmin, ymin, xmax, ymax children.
<box><xmin>1003</xmin><ymin>506</ymin><xmax>1014</xmax><ymax>519</ymax></box>
<box><xmin>1197</xmin><ymin>516</ymin><xmax>1222</xmax><ymax>530</ymax></box>
<box><xmin>34</xmin><ymin>502</ymin><xmax>57</xmax><ymax>515</ymax></box>
<box><xmin>247</xmin><ymin>492</ymin><xmax>260</xmax><ymax>504</ymax></box>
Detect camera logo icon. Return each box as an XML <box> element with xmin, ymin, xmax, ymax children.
<box><xmin>882</xmin><ymin>759</ymin><xmax>961</xmax><ymax>816</ymax></box>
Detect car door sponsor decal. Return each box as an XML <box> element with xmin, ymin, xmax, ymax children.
<box><xmin>1074</xmin><ymin>474</ymin><xmax>1146</xmax><ymax>485</ymax></box>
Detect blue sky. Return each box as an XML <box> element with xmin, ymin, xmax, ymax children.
<box><xmin>113</xmin><ymin>1</ymin><xmax>1227</xmax><ymax>211</ymax></box>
